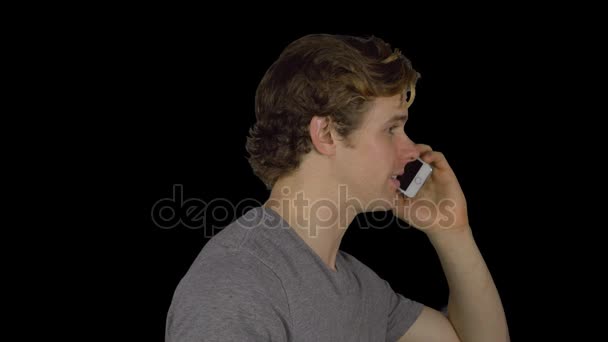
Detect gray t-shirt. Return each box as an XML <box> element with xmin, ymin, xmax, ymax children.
<box><xmin>166</xmin><ymin>206</ymin><xmax>423</xmax><ymax>341</ymax></box>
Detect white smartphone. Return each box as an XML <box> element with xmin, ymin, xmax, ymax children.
<box><xmin>397</xmin><ymin>158</ymin><xmax>433</xmax><ymax>198</ymax></box>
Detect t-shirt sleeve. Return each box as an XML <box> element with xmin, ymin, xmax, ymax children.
<box><xmin>384</xmin><ymin>280</ymin><xmax>424</xmax><ymax>342</ymax></box>
<box><xmin>165</xmin><ymin>251</ymin><xmax>291</xmax><ymax>342</ymax></box>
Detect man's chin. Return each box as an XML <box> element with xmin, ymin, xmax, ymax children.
<box><xmin>360</xmin><ymin>195</ymin><xmax>396</xmax><ymax>212</ymax></box>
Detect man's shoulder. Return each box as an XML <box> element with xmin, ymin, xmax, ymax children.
<box><xmin>170</xmin><ymin>248</ymin><xmax>287</xmax><ymax>322</ymax></box>
<box><xmin>202</xmin><ymin>206</ymin><xmax>267</xmax><ymax>252</ymax></box>
<box><xmin>182</xmin><ymin>247</ymin><xmax>281</xmax><ymax>291</ymax></box>
<box><xmin>176</xmin><ymin>207</ymin><xmax>286</xmax><ymax>291</ymax></box>
<box><xmin>166</xmin><ymin>239</ymin><xmax>292</xmax><ymax>340</ymax></box>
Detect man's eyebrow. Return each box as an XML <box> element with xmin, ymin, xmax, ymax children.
<box><xmin>384</xmin><ymin>114</ymin><xmax>409</xmax><ymax>124</ymax></box>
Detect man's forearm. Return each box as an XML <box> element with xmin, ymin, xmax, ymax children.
<box><xmin>428</xmin><ymin>228</ymin><xmax>510</xmax><ymax>342</ymax></box>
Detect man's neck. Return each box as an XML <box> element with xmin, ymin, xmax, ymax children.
<box><xmin>263</xmin><ymin>178</ymin><xmax>358</xmax><ymax>272</ymax></box>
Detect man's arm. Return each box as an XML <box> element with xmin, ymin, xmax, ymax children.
<box><xmin>398</xmin><ymin>228</ymin><xmax>510</xmax><ymax>342</ymax></box>
<box><xmin>394</xmin><ymin>145</ymin><xmax>509</xmax><ymax>341</ymax></box>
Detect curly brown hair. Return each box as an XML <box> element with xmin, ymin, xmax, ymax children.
<box><xmin>245</xmin><ymin>34</ymin><xmax>419</xmax><ymax>190</ymax></box>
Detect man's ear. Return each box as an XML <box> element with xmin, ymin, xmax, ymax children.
<box><xmin>309</xmin><ymin>115</ymin><xmax>336</xmax><ymax>156</ymax></box>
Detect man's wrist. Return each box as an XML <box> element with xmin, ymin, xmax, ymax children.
<box><xmin>426</xmin><ymin>225</ymin><xmax>473</xmax><ymax>246</ymax></box>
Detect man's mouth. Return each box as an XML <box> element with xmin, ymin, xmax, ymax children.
<box><xmin>389</xmin><ymin>175</ymin><xmax>400</xmax><ymax>188</ymax></box>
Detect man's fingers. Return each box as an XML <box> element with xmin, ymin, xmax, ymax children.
<box><xmin>421</xmin><ymin>151</ymin><xmax>450</xmax><ymax>170</ymax></box>
<box><xmin>414</xmin><ymin>144</ymin><xmax>451</xmax><ymax>170</ymax></box>
<box><xmin>415</xmin><ymin>144</ymin><xmax>433</xmax><ymax>156</ymax></box>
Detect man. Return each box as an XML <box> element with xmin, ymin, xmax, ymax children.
<box><xmin>166</xmin><ymin>33</ymin><xmax>509</xmax><ymax>341</ymax></box>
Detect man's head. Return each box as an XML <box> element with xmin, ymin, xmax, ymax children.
<box><xmin>246</xmin><ymin>34</ymin><xmax>420</xmax><ymax>208</ymax></box>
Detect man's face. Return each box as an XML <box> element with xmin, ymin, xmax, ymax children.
<box><xmin>334</xmin><ymin>93</ymin><xmax>419</xmax><ymax>212</ymax></box>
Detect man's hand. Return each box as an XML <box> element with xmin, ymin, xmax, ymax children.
<box><xmin>392</xmin><ymin>144</ymin><xmax>469</xmax><ymax>235</ymax></box>
<box><xmin>393</xmin><ymin>145</ymin><xmax>510</xmax><ymax>342</ymax></box>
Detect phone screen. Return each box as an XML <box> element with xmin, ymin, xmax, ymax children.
<box><xmin>397</xmin><ymin>159</ymin><xmax>423</xmax><ymax>191</ymax></box>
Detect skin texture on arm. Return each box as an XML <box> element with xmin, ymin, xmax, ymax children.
<box><xmin>397</xmin><ymin>306</ymin><xmax>460</xmax><ymax>342</ymax></box>
<box><xmin>394</xmin><ymin>145</ymin><xmax>510</xmax><ymax>342</ymax></box>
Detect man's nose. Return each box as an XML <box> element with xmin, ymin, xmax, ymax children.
<box><xmin>397</xmin><ymin>138</ymin><xmax>420</xmax><ymax>163</ymax></box>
